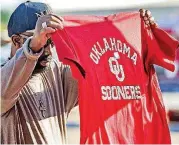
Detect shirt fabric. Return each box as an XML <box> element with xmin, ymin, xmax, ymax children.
<box><xmin>1</xmin><ymin>38</ymin><xmax>78</xmax><ymax>144</ymax></box>
<box><xmin>52</xmin><ymin>12</ymin><xmax>179</xmax><ymax>144</ymax></box>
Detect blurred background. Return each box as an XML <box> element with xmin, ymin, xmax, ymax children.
<box><xmin>1</xmin><ymin>0</ymin><xmax>179</xmax><ymax>143</ymax></box>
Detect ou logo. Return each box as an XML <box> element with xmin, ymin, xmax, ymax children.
<box><xmin>108</xmin><ymin>52</ymin><xmax>125</xmax><ymax>82</ymax></box>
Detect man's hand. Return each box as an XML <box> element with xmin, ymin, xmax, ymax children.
<box><xmin>30</xmin><ymin>14</ymin><xmax>64</xmax><ymax>52</ymax></box>
<box><xmin>139</xmin><ymin>9</ymin><xmax>158</xmax><ymax>28</ymax></box>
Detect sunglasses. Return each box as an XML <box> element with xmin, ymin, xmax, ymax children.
<box><xmin>19</xmin><ymin>34</ymin><xmax>54</xmax><ymax>48</ymax></box>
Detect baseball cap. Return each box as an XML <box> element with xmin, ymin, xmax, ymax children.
<box><xmin>8</xmin><ymin>1</ymin><xmax>52</xmax><ymax>37</ymax></box>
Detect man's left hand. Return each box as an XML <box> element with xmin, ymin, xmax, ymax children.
<box><xmin>139</xmin><ymin>9</ymin><xmax>158</xmax><ymax>28</ymax></box>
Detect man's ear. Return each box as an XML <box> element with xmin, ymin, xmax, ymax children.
<box><xmin>11</xmin><ymin>35</ymin><xmax>22</xmax><ymax>48</ymax></box>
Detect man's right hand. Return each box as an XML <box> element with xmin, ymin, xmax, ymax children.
<box><xmin>30</xmin><ymin>14</ymin><xmax>64</xmax><ymax>52</ymax></box>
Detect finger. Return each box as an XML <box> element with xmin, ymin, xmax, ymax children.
<box><xmin>41</xmin><ymin>27</ymin><xmax>56</xmax><ymax>35</ymax></box>
<box><xmin>145</xmin><ymin>20</ymin><xmax>150</xmax><ymax>25</ymax></box>
<box><xmin>151</xmin><ymin>21</ymin><xmax>158</xmax><ymax>28</ymax></box>
<box><xmin>46</xmin><ymin>15</ymin><xmax>63</xmax><ymax>24</ymax></box>
<box><xmin>50</xmin><ymin>14</ymin><xmax>64</xmax><ymax>22</ymax></box>
<box><xmin>145</xmin><ymin>10</ymin><xmax>151</xmax><ymax>17</ymax></box>
<box><xmin>144</xmin><ymin>16</ymin><xmax>153</xmax><ymax>24</ymax></box>
<box><xmin>151</xmin><ymin>22</ymin><xmax>158</xmax><ymax>29</ymax></box>
<box><xmin>148</xmin><ymin>16</ymin><xmax>158</xmax><ymax>28</ymax></box>
<box><xmin>47</xmin><ymin>21</ymin><xmax>64</xmax><ymax>30</ymax></box>
<box><xmin>51</xmin><ymin>15</ymin><xmax>63</xmax><ymax>24</ymax></box>
<box><xmin>58</xmin><ymin>20</ymin><xmax>64</xmax><ymax>29</ymax></box>
<box><xmin>144</xmin><ymin>16</ymin><xmax>148</xmax><ymax>21</ymax></box>
<box><xmin>40</xmin><ymin>14</ymin><xmax>64</xmax><ymax>24</ymax></box>
<box><xmin>149</xmin><ymin>17</ymin><xmax>155</xmax><ymax>24</ymax></box>
<box><xmin>139</xmin><ymin>9</ymin><xmax>145</xmax><ymax>17</ymax></box>
<box><xmin>39</xmin><ymin>16</ymin><xmax>62</xmax><ymax>30</ymax></box>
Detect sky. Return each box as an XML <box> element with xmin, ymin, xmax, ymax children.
<box><xmin>0</xmin><ymin>0</ymin><xmax>167</xmax><ymax>11</ymax></box>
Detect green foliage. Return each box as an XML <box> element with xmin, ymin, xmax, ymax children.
<box><xmin>1</xmin><ymin>10</ymin><xmax>11</xmax><ymax>31</ymax></box>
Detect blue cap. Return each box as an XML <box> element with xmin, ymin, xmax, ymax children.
<box><xmin>8</xmin><ymin>1</ymin><xmax>52</xmax><ymax>37</ymax></box>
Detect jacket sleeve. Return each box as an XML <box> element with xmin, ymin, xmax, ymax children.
<box><xmin>1</xmin><ymin>37</ymin><xmax>43</xmax><ymax>114</ymax></box>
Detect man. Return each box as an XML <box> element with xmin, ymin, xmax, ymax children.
<box><xmin>1</xmin><ymin>1</ymin><xmax>78</xmax><ymax>144</ymax></box>
<box><xmin>0</xmin><ymin>1</ymin><xmax>154</xmax><ymax>144</ymax></box>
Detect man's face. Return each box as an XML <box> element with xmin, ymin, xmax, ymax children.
<box><xmin>11</xmin><ymin>32</ymin><xmax>53</xmax><ymax>71</ymax></box>
<box><xmin>35</xmin><ymin>39</ymin><xmax>53</xmax><ymax>70</ymax></box>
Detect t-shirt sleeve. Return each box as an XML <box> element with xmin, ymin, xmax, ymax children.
<box><xmin>52</xmin><ymin>30</ymin><xmax>85</xmax><ymax>114</ymax></box>
<box><xmin>52</xmin><ymin>30</ymin><xmax>85</xmax><ymax>79</ymax></box>
<box><xmin>52</xmin><ymin>30</ymin><xmax>79</xmax><ymax>64</ymax></box>
<box><xmin>142</xmin><ymin>20</ymin><xmax>179</xmax><ymax>72</ymax></box>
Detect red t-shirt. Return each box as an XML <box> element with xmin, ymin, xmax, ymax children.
<box><xmin>52</xmin><ymin>12</ymin><xmax>179</xmax><ymax>144</ymax></box>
